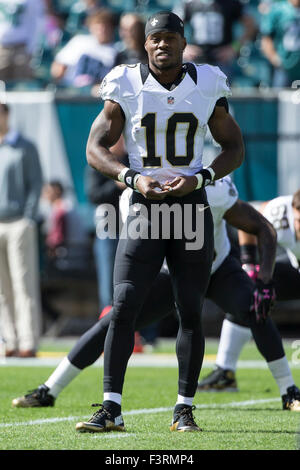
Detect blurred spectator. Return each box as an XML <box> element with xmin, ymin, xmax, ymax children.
<box><xmin>0</xmin><ymin>0</ymin><xmax>45</xmax><ymax>81</ymax></box>
<box><xmin>0</xmin><ymin>103</ymin><xmax>43</xmax><ymax>357</ymax></box>
<box><xmin>50</xmin><ymin>8</ymin><xmax>117</xmax><ymax>88</ymax></box>
<box><xmin>114</xmin><ymin>13</ymin><xmax>147</xmax><ymax>65</ymax></box>
<box><xmin>173</xmin><ymin>0</ymin><xmax>257</xmax><ymax>82</ymax></box>
<box><xmin>260</xmin><ymin>0</ymin><xmax>300</xmax><ymax>87</ymax></box>
<box><xmin>65</xmin><ymin>0</ymin><xmax>102</xmax><ymax>36</ymax></box>
<box><xmin>85</xmin><ymin>138</ymin><xmax>126</xmax><ymax>311</ymax></box>
<box><xmin>41</xmin><ymin>181</ymin><xmax>89</xmax><ymax>259</ymax></box>
<box><xmin>42</xmin><ymin>1</ymin><xmax>72</xmax><ymax>50</ymax></box>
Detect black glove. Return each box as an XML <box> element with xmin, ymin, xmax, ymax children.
<box><xmin>252</xmin><ymin>279</ymin><xmax>276</xmax><ymax>324</ymax></box>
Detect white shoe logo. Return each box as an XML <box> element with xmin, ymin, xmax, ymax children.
<box><xmin>114</xmin><ymin>415</ymin><xmax>123</xmax><ymax>425</ymax></box>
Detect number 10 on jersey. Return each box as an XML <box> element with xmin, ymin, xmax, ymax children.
<box><xmin>141</xmin><ymin>112</ymin><xmax>198</xmax><ymax>168</ymax></box>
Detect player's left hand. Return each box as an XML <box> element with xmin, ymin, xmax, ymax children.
<box><xmin>252</xmin><ymin>279</ymin><xmax>276</xmax><ymax>324</ymax></box>
<box><xmin>162</xmin><ymin>176</ymin><xmax>198</xmax><ymax>197</ymax></box>
<box><xmin>242</xmin><ymin>263</ymin><xmax>259</xmax><ymax>281</ymax></box>
<box><xmin>136</xmin><ymin>175</ymin><xmax>171</xmax><ymax>200</ymax></box>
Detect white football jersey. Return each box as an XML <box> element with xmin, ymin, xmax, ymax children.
<box><xmin>262</xmin><ymin>195</ymin><xmax>300</xmax><ymax>269</ymax></box>
<box><xmin>206</xmin><ymin>177</ymin><xmax>238</xmax><ymax>273</ymax></box>
<box><xmin>119</xmin><ymin>176</ymin><xmax>238</xmax><ymax>275</ymax></box>
<box><xmin>100</xmin><ymin>62</ymin><xmax>231</xmax><ymax>185</ymax></box>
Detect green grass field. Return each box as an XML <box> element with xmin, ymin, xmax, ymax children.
<box><xmin>1</xmin><ymin>338</ymin><xmax>300</xmax><ymax>451</ymax></box>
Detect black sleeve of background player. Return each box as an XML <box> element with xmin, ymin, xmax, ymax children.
<box><xmin>210</xmin><ymin>97</ymin><xmax>229</xmax><ymax>119</ymax></box>
<box><xmin>84</xmin><ymin>165</ymin><xmax>122</xmax><ymax>206</ymax></box>
<box><xmin>233</xmin><ymin>0</ymin><xmax>244</xmax><ymax>21</ymax></box>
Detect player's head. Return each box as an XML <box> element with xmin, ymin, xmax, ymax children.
<box><xmin>144</xmin><ymin>11</ymin><xmax>186</xmax><ymax>71</ymax></box>
<box><xmin>292</xmin><ymin>189</ymin><xmax>300</xmax><ymax>239</ymax></box>
<box><xmin>42</xmin><ymin>180</ymin><xmax>64</xmax><ymax>203</ymax></box>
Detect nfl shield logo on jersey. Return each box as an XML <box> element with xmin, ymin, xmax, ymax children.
<box><xmin>167</xmin><ymin>96</ymin><xmax>175</xmax><ymax>105</ymax></box>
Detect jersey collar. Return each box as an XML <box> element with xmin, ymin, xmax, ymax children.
<box><xmin>140</xmin><ymin>62</ymin><xmax>197</xmax><ymax>91</ymax></box>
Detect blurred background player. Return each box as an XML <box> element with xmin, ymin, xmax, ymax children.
<box><xmin>198</xmin><ymin>188</ymin><xmax>300</xmax><ymax>398</ymax></box>
<box><xmin>12</xmin><ymin>178</ymin><xmax>300</xmax><ymax>413</ymax></box>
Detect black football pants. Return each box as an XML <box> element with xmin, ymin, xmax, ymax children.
<box><xmin>69</xmin><ymin>256</ymin><xmax>284</xmax><ymax>373</ymax></box>
<box><xmin>102</xmin><ymin>189</ymin><xmax>214</xmax><ymax>398</ymax></box>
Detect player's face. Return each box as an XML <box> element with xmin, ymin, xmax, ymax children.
<box><xmin>293</xmin><ymin>208</ymin><xmax>300</xmax><ymax>239</ymax></box>
<box><xmin>145</xmin><ymin>31</ymin><xmax>186</xmax><ymax>71</ymax></box>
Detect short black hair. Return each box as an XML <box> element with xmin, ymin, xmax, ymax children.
<box><xmin>48</xmin><ymin>180</ymin><xmax>64</xmax><ymax>196</ymax></box>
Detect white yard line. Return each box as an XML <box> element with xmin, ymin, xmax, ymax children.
<box><xmin>0</xmin><ymin>355</ymin><xmax>299</xmax><ymax>369</ymax></box>
<box><xmin>91</xmin><ymin>433</ymin><xmax>136</xmax><ymax>439</ymax></box>
<box><xmin>0</xmin><ymin>398</ymin><xmax>281</xmax><ymax>429</ymax></box>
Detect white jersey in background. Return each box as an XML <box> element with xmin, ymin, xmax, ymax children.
<box><xmin>100</xmin><ymin>62</ymin><xmax>231</xmax><ymax>185</ymax></box>
<box><xmin>206</xmin><ymin>176</ymin><xmax>238</xmax><ymax>273</ymax></box>
<box><xmin>119</xmin><ymin>176</ymin><xmax>238</xmax><ymax>275</ymax></box>
<box><xmin>262</xmin><ymin>195</ymin><xmax>300</xmax><ymax>269</ymax></box>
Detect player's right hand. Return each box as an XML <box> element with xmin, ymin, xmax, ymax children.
<box><xmin>136</xmin><ymin>175</ymin><xmax>170</xmax><ymax>200</ymax></box>
<box><xmin>161</xmin><ymin>175</ymin><xmax>198</xmax><ymax>197</ymax></box>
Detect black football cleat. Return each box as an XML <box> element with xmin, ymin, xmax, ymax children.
<box><xmin>76</xmin><ymin>403</ymin><xmax>125</xmax><ymax>433</ymax></box>
<box><xmin>282</xmin><ymin>385</ymin><xmax>300</xmax><ymax>412</ymax></box>
<box><xmin>197</xmin><ymin>366</ymin><xmax>238</xmax><ymax>392</ymax></box>
<box><xmin>170</xmin><ymin>405</ymin><xmax>202</xmax><ymax>432</ymax></box>
<box><xmin>12</xmin><ymin>384</ymin><xmax>55</xmax><ymax>407</ymax></box>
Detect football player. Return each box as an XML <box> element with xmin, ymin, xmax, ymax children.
<box><xmin>12</xmin><ymin>178</ymin><xmax>300</xmax><ymax>420</ymax></box>
<box><xmin>77</xmin><ymin>9</ymin><xmax>244</xmax><ymax>432</ymax></box>
<box><xmin>198</xmin><ymin>189</ymin><xmax>300</xmax><ymax>398</ymax></box>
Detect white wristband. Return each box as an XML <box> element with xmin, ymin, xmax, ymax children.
<box><xmin>204</xmin><ymin>166</ymin><xmax>215</xmax><ymax>181</ymax></box>
<box><xmin>195</xmin><ymin>173</ymin><xmax>203</xmax><ymax>190</ymax></box>
<box><xmin>195</xmin><ymin>167</ymin><xmax>215</xmax><ymax>190</ymax></box>
<box><xmin>133</xmin><ymin>173</ymin><xmax>141</xmax><ymax>190</ymax></box>
<box><xmin>118</xmin><ymin>167</ymin><xmax>129</xmax><ymax>183</ymax></box>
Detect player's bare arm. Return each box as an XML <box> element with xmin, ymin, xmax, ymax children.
<box><xmin>166</xmin><ymin>106</ymin><xmax>245</xmax><ymax>197</ymax></box>
<box><xmin>87</xmin><ymin>100</ymin><xmax>169</xmax><ymax>200</ymax></box>
<box><xmin>208</xmin><ymin>106</ymin><xmax>245</xmax><ymax>180</ymax></box>
<box><xmin>86</xmin><ymin>100</ymin><xmax>126</xmax><ymax>179</ymax></box>
<box><xmin>224</xmin><ymin>199</ymin><xmax>277</xmax><ymax>283</ymax></box>
<box><xmin>238</xmin><ymin>200</ymin><xmax>269</xmax><ymax>246</ymax></box>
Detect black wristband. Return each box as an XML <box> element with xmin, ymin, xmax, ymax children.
<box><xmin>124</xmin><ymin>169</ymin><xmax>140</xmax><ymax>189</ymax></box>
<box><xmin>195</xmin><ymin>168</ymin><xmax>214</xmax><ymax>189</ymax></box>
<box><xmin>240</xmin><ymin>244</ymin><xmax>258</xmax><ymax>265</ymax></box>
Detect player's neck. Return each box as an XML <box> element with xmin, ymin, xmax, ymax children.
<box><xmin>148</xmin><ymin>63</ymin><xmax>184</xmax><ymax>85</ymax></box>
